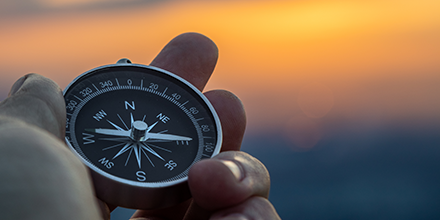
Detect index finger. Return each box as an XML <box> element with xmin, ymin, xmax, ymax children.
<box><xmin>150</xmin><ymin>32</ymin><xmax>219</xmax><ymax>91</ymax></box>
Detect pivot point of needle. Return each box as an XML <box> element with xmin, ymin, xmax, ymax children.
<box><xmin>131</xmin><ymin>121</ymin><xmax>148</xmax><ymax>141</ymax></box>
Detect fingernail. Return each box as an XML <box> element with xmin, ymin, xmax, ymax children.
<box><xmin>220</xmin><ymin>160</ymin><xmax>243</xmax><ymax>181</ymax></box>
<box><xmin>8</xmin><ymin>75</ymin><xmax>29</xmax><ymax>96</ymax></box>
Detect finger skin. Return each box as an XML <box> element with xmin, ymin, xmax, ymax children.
<box><xmin>0</xmin><ymin>120</ymin><xmax>101</xmax><ymax>219</ymax></box>
<box><xmin>130</xmin><ymin>199</ymin><xmax>192</xmax><ymax>220</ymax></box>
<box><xmin>0</xmin><ymin>73</ymin><xmax>66</xmax><ymax>139</ymax></box>
<box><xmin>150</xmin><ymin>32</ymin><xmax>218</xmax><ymax>91</ymax></box>
<box><xmin>210</xmin><ymin>196</ymin><xmax>281</xmax><ymax>220</ymax></box>
<box><xmin>2</xmin><ymin>75</ymin><xmax>112</xmax><ymax>219</ymax></box>
<box><xmin>188</xmin><ymin>151</ymin><xmax>271</xmax><ymax>211</ymax></box>
<box><xmin>205</xmin><ymin>90</ymin><xmax>246</xmax><ymax>152</ymax></box>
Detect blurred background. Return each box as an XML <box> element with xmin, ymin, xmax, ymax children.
<box><xmin>1</xmin><ymin>0</ymin><xmax>440</xmax><ymax>219</ymax></box>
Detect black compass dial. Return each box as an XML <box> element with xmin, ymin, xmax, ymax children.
<box><xmin>63</xmin><ymin>60</ymin><xmax>222</xmax><ymax>208</ymax></box>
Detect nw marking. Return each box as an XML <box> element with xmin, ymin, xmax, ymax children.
<box><xmin>93</xmin><ymin>110</ymin><xmax>107</xmax><ymax>121</ymax></box>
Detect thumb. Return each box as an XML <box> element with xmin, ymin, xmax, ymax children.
<box><xmin>188</xmin><ymin>151</ymin><xmax>270</xmax><ymax>211</ymax></box>
<box><xmin>0</xmin><ymin>73</ymin><xmax>66</xmax><ymax>139</ymax></box>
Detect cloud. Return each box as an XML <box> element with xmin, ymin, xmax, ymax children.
<box><xmin>0</xmin><ymin>0</ymin><xmax>165</xmax><ymax>17</ymax></box>
<box><xmin>0</xmin><ymin>0</ymin><xmax>256</xmax><ymax>17</ymax></box>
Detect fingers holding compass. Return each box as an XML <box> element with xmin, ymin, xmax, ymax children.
<box><xmin>150</xmin><ymin>33</ymin><xmax>246</xmax><ymax>152</ymax></box>
<box><xmin>204</xmin><ymin>90</ymin><xmax>246</xmax><ymax>152</ymax></box>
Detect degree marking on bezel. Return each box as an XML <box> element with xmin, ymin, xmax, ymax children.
<box><xmin>92</xmin><ymin>83</ymin><xmax>99</xmax><ymax>91</ymax></box>
<box><xmin>74</xmin><ymin>95</ymin><xmax>83</xmax><ymax>101</ymax></box>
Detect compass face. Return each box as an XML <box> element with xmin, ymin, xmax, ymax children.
<box><xmin>64</xmin><ymin>61</ymin><xmax>222</xmax><ymax>207</ymax></box>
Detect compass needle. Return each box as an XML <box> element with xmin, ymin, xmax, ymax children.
<box><xmin>64</xmin><ymin>59</ymin><xmax>222</xmax><ymax>209</ymax></box>
<box><xmin>146</xmin><ymin>133</ymin><xmax>192</xmax><ymax>142</ymax></box>
<box><xmin>93</xmin><ymin>128</ymin><xmax>130</xmax><ymax>137</ymax></box>
<box><xmin>102</xmin><ymin>142</ymin><xmax>126</xmax><ymax>151</ymax></box>
<box><xmin>99</xmin><ymin>137</ymin><xmax>130</xmax><ymax>142</ymax></box>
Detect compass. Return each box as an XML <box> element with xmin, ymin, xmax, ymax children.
<box><xmin>63</xmin><ymin>59</ymin><xmax>222</xmax><ymax>209</ymax></box>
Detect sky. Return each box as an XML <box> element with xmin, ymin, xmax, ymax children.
<box><xmin>1</xmin><ymin>1</ymin><xmax>440</xmax><ymax>218</ymax></box>
<box><xmin>1</xmin><ymin>1</ymin><xmax>439</xmax><ymax>147</ymax></box>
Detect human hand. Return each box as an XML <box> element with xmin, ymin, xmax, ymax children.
<box><xmin>0</xmin><ymin>32</ymin><xmax>280</xmax><ymax>220</ymax></box>
<box><xmin>0</xmin><ymin>74</ymin><xmax>102</xmax><ymax>219</ymax></box>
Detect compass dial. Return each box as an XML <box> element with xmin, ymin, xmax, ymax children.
<box><xmin>64</xmin><ymin>59</ymin><xmax>222</xmax><ymax>209</ymax></box>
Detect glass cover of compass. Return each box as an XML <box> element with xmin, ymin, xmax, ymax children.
<box><xmin>63</xmin><ymin>59</ymin><xmax>222</xmax><ymax>209</ymax></box>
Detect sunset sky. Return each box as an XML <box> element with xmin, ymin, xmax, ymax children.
<box><xmin>2</xmin><ymin>1</ymin><xmax>440</xmax><ymax>218</ymax></box>
<box><xmin>1</xmin><ymin>0</ymin><xmax>439</xmax><ymax>147</ymax></box>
